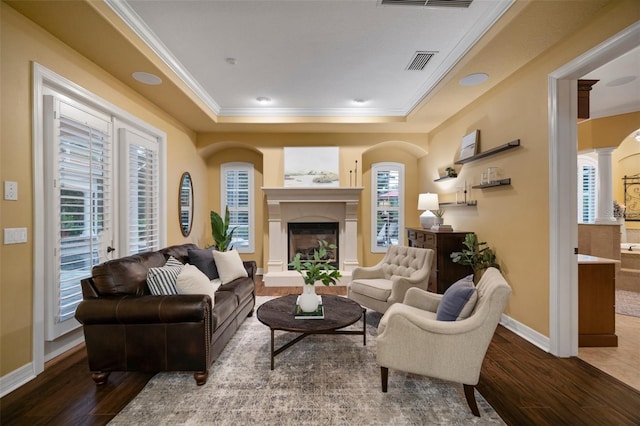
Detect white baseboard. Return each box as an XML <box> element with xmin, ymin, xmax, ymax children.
<box><xmin>500</xmin><ymin>314</ymin><xmax>551</xmax><ymax>353</ymax></box>
<box><xmin>0</xmin><ymin>363</ymin><xmax>35</xmax><ymax>398</ymax></box>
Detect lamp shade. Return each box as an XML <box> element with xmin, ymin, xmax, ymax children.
<box><xmin>418</xmin><ymin>193</ymin><xmax>439</xmax><ymax>211</ymax></box>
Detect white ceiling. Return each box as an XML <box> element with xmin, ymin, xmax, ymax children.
<box><xmin>110</xmin><ymin>0</ymin><xmax>515</xmax><ymax>118</ymax></box>
<box><xmin>583</xmin><ymin>45</ymin><xmax>640</xmax><ymax>120</ymax></box>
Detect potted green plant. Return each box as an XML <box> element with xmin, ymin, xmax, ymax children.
<box><xmin>210</xmin><ymin>206</ymin><xmax>236</xmax><ymax>251</ymax></box>
<box><xmin>450</xmin><ymin>233</ymin><xmax>500</xmax><ymax>282</ymax></box>
<box><xmin>288</xmin><ymin>240</ymin><xmax>342</xmax><ymax>312</ymax></box>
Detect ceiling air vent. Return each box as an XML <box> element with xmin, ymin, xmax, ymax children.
<box><xmin>406</xmin><ymin>51</ymin><xmax>436</xmax><ymax>71</ymax></box>
<box><xmin>381</xmin><ymin>0</ymin><xmax>473</xmax><ymax>8</ymax></box>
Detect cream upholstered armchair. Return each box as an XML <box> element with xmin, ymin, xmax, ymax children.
<box><xmin>376</xmin><ymin>267</ymin><xmax>511</xmax><ymax>417</ymax></box>
<box><xmin>348</xmin><ymin>245</ymin><xmax>434</xmax><ymax>314</ymax></box>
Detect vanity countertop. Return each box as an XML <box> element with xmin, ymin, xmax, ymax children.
<box><xmin>577</xmin><ymin>254</ymin><xmax>620</xmax><ymax>265</ymax></box>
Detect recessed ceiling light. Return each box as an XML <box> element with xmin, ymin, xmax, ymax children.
<box><xmin>606</xmin><ymin>75</ymin><xmax>637</xmax><ymax>87</ymax></box>
<box><xmin>225</xmin><ymin>57</ymin><xmax>237</xmax><ymax>65</ymax></box>
<box><xmin>353</xmin><ymin>99</ymin><xmax>367</xmax><ymax>105</ymax></box>
<box><xmin>256</xmin><ymin>96</ymin><xmax>272</xmax><ymax>105</ymax></box>
<box><xmin>459</xmin><ymin>73</ymin><xmax>489</xmax><ymax>86</ymax></box>
<box><xmin>132</xmin><ymin>71</ymin><xmax>162</xmax><ymax>85</ymax></box>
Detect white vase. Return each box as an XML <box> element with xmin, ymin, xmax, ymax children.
<box><xmin>298</xmin><ymin>284</ymin><xmax>319</xmax><ymax>312</ymax></box>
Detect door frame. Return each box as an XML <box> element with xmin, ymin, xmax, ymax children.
<box><xmin>548</xmin><ymin>22</ymin><xmax>640</xmax><ymax>357</ymax></box>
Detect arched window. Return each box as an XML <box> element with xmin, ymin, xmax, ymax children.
<box><xmin>371</xmin><ymin>162</ymin><xmax>404</xmax><ymax>252</ymax></box>
<box><xmin>221</xmin><ymin>162</ymin><xmax>254</xmax><ymax>252</ymax></box>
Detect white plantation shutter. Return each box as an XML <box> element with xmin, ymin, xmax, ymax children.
<box><xmin>371</xmin><ymin>162</ymin><xmax>404</xmax><ymax>253</ymax></box>
<box><xmin>120</xmin><ymin>128</ymin><xmax>160</xmax><ymax>254</ymax></box>
<box><xmin>221</xmin><ymin>162</ymin><xmax>254</xmax><ymax>252</ymax></box>
<box><xmin>578</xmin><ymin>156</ymin><xmax>597</xmax><ymax>224</ymax></box>
<box><xmin>46</xmin><ymin>97</ymin><xmax>113</xmax><ymax>339</ymax></box>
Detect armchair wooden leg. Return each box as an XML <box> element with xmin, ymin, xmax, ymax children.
<box><xmin>91</xmin><ymin>371</ymin><xmax>110</xmax><ymax>385</ymax></box>
<box><xmin>463</xmin><ymin>384</ymin><xmax>480</xmax><ymax>417</ymax></box>
<box><xmin>194</xmin><ymin>370</ymin><xmax>209</xmax><ymax>386</ymax></box>
<box><xmin>381</xmin><ymin>367</ymin><xmax>388</xmax><ymax>392</ymax></box>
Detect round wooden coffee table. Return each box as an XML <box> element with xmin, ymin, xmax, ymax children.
<box><xmin>256</xmin><ymin>294</ymin><xmax>366</xmax><ymax>369</ymax></box>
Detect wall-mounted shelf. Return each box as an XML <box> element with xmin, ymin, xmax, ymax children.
<box><xmin>472</xmin><ymin>178</ymin><xmax>511</xmax><ymax>189</ymax></box>
<box><xmin>455</xmin><ymin>139</ymin><xmax>520</xmax><ymax>165</ymax></box>
<box><xmin>440</xmin><ymin>201</ymin><xmax>477</xmax><ymax>207</ymax></box>
<box><xmin>434</xmin><ymin>176</ymin><xmax>456</xmax><ymax>182</ymax></box>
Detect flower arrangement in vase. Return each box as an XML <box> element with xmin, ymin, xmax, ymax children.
<box><xmin>288</xmin><ymin>240</ymin><xmax>342</xmax><ymax>312</ymax></box>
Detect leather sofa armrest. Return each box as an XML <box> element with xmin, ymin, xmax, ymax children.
<box><xmin>243</xmin><ymin>260</ymin><xmax>257</xmax><ymax>281</ymax></box>
<box><xmin>80</xmin><ymin>277</ymin><xmax>100</xmax><ymax>299</ymax></box>
<box><xmin>75</xmin><ymin>294</ymin><xmax>210</xmax><ymax>325</ymax></box>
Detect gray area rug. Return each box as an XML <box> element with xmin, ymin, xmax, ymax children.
<box><xmin>616</xmin><ymin>290</ymin><xmax>640</xmax><ymax>317</ymax></box>
<box><xmin>110</xmin><ymin>297</ymin><xmax>504</xmax><ymax>425</ymax></box>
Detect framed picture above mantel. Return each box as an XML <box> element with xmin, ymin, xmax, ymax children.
<box><xmin>284</xmin><ymin>147</ymin><xmax>339</xmax><ymax>188</ymax></box>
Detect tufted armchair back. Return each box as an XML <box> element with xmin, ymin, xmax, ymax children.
<box><xmin>348</xmin><ymin>245</ymin><xmax>434</xmax><ymax>314</ymax></box>
<box><xmin>380</xmin><ymin>245</ymin><xmax>431</xmax><ymax>279</ymax></box>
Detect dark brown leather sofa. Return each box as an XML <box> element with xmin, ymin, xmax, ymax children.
<box><xmin>75</xmin><ymin>243</ymin><xmax>255</xmax><ymax>386</ymax></box>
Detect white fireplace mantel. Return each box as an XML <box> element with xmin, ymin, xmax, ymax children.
<box><xmin>262</xmin><ymin>187</ymin><xmax>364</xmax><ymax>286</ymax></box>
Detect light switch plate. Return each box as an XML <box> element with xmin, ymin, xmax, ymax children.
<box><xmin>4</xmin><ymin>181</ymin><xmax>18</xmax><ymax>201</ymax></box>
<box><xmin>4</xmin><ymin>228</ymin><xmax>27</xmax><ymax>244</ymax></box>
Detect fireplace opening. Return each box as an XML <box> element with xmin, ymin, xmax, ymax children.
<box><xmin>288</xmin><ymin>222</ymin><xmax>339</xmax><ymax>270</ymax></box>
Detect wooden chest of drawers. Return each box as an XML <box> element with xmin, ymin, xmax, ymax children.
<box><xmin>406</xmin><ymin>228</ymin><xmax>473</xmax><ymax>294</ymax></box>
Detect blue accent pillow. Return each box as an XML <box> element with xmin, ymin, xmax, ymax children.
<box><xmin>188</xmin><ymin>248</ymin><xmax>219</xmax><ymax>280</ymax></box>
<box><xmin>436</xmin><ymin>275</ymin><xmax>478</xmax><ymax>321</ymax></box>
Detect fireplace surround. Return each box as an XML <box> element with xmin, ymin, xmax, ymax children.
<box><xmin>262</xmin><ymin>187</ymin><xmax>363</xmax><ymax>286</ymax></box>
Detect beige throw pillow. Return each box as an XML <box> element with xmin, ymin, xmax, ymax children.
<box><xmin>212</xmin><ymin>249</ymin><xmax>248</xmax><ymax>284</ymax></box>
<box><xmin>176</xmin><ymin>264</ymin><xmax>220</xmax><ymax>304</ymax></box>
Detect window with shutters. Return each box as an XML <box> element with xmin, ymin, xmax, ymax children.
<box><xmin>578</xmin><ymin>155</ymin><xmax>597</xmax><ymax>224</ymax></box>
<box><xmin>43</xmin><ymin>96</ymin><xmax>113</xmax><ymax>339</ymax></box>
<box><xmin>41</xmin><ymin>92</ymin><xmax>164</xmax><ymax>341</ymax></box>
<box><xmin>371</xmin><ymin>162</ymin><xmax>404</xmax><ymax>253</ymax></box>
<box><xmin>119</xmin><ymin>128</ymin><xmax>160</xmax><ymax>254</ymax></box>
<box><xmin>221</xmin><ymin>162</ymin><xmax>254</xmax><ymax>253</ymax></box>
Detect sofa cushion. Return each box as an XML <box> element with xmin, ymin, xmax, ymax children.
<box><xmin>211</xmin><ymin>291</ymin><xmax>239</xmax><ymax>330</ymax></box>
<box><xmin>350</xmin><ymin>278</ymin><xmax>393</xmax><ymax>301</ymax></box>
<box><xmin>188</xmin><ymin>248</ymin><xmax>219</xmax><ymax>280</ymax></box>
<box><xmin>212</xmin><ymin>250</ymin><xmax>248</xmax><ymax>284</ymax></box>
<box><xmin>436</xmin><ymin>275</ymin><xmax>477</xmax><ymax>321</ymax></box>
<box><xmin>176</xmin><ymin>264</ymin><xmax>221</xmax><ymax>304</ymax></box>
<box><xmin>147</xmin><ymin>263</ymin><xmax>183</xmax><ymax>295</ymax></box>
<box><xmin>219</xmin><ymin>276</ymin><xmax>254</xmax><ymax>305</ymax></box>
<box><xmin>165</xmin><ymin>256</ymin><xmax>184</xmax><ymax>267</ymax></box>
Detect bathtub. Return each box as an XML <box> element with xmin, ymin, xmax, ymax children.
<box><xmin>621</xmin><ymin>243</ymin><xmax>640</xmax><ymax>252</ymax></box>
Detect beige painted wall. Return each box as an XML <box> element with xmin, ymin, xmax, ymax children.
<box><xmin>418</xmin><ymin>0</ymin><xmax>639</xmax><ymax>336</ymax></box>
<box><xmin>198</xmin><ymin>133</ymin><xmax>428</xmax><ymax>269</ymax></box>
<box><xmin>0</xmin><ymin>4</ymin><xmax>207</xmax><ymax>375</ymax></box>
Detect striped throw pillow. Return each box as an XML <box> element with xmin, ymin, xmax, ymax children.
<box><xmin>147</xmin><ymin>263</ymin><xmax>183</xmax><ymax>295</ymax></box>
<box><xmin>165</xmin><ymin>256</ymin><xmax>184</xmax><ymax>267</ymax></box>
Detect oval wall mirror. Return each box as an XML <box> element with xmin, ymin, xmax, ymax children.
<box><xmin>179</xmin><ymin>172</ymin><xmax>194</xmax><ymax>237</ymax></box>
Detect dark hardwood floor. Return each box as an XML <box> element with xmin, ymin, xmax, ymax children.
<box><xmin>2</xmin><ymin>280</ymin><xmax>640</xmax><ymax>425</ymax></box>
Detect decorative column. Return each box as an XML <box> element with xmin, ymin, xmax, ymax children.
<box><xmin>595</xmin><ymin>147</ymin><xmax>617</xmax><ymax>224</ymax></box>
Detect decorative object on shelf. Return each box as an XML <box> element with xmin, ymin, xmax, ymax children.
<box><xmin>210</xmin><ymin>206</ymin><xmax>236</xmax><ymax>251</ymax></box>
<box><xmin>450</xmin><ymin>233</ymin><xmax>500</xmax><ymax>283</ymax></box>
<box><xmin>456</xmin><ymin>181</ymin><xmax>468</xmax><ymax>205</ymax></box>
<box><xmin>289</xmin><ymin>240</ymin><xmax>341</xmax><ymax>312</ymax></box>
<box><xmin>418</xmin><ymin>193</ymin><xmax>451</xmax><ymax>232</ymax></box>
<box><xmin>446</xmin><ymin>167</ymin><xmax>458</xmax><ymax>178</ymax></box>
<box><xmin>459</xmin><ymin>130</ymin><xmax>479</xmax><ymax>162</ymax></box>
<box><xmin>487</xmin><ymin>167</ymin><xmax>498</xmax><ymax>183</ymax></box>
<box><xmin>472</xmin><ymin>178</ymin><xmax>511</xmax><ymax>189</ymax></box>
